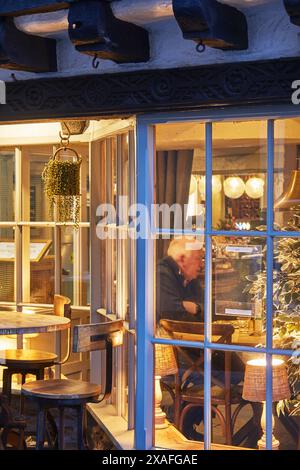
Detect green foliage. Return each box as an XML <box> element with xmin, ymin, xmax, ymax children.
<box><xmin>42</xmin><ymin>155</ymin><xmax>82</xmax><ymax>227</ymax></box>
<box><xmin>245</xmin><ymin>212</ymin><xmax>300</xmax><ymax>413</ymax></box>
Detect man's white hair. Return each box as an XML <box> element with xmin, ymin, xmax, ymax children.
<box><xmin>167</xmin><ymin>237</ymin><xmax>204</xmax><ymax>261</ymax></box>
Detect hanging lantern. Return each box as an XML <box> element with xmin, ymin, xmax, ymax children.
<box><xmin>245</xmin><ymin>177</ymin><xmax>265</xmax><ymax>199</ymax></box>
<box><xmin>197</xmin><ymin>175</ymin><xmax>222</xmax><ymax>198</ymax></box>
<box><xmin>223</xmin><ymin>177</ymin><xmax>245</xmax><ymax>199</ymax></box>
<box><xmin>42</xmin><ymin>146</ymin><xmax>82</xmax><ymax>227</ymax></box>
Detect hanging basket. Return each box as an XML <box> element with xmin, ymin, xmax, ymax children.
<box><xmin>42</xmin><ymin>146</ymin><xmax>82</xmax><ymax>226</ymax></box>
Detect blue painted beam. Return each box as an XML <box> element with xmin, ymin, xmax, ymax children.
<box><xmin>69</xmin><ymin>0</ymin><xmax>150</xmax><ymax>64</ymax></box>
<box><xmin>172</xmin><ymin>0</ymin><xmax>248</xmax><ymax>51</ymax></box>
<box><xmin>0</xmin><ymin>18</ymin><xmax>57</xmax><ymax>72</ymax></box>
<box><xmin>284</xmin><ymin>0</ymin><xmax>300</xmax><ymax>25</ymax></box>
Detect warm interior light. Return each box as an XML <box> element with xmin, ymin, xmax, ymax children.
<box><xmin>223</xmin><ymin>177</ymin><xmax>245</xmax><ymax>199</ymax></box>
<box><xmin>245</xmin><ymin>177</ymin><xmax>265</xmax><ymax>199</ymax></box>
<box><xmin>197</xmin><ymin>175</ymin><xmax>222</xmax><ymax>197</ymax></box>
<box><xmin>247</xmin><ymin>358</ymin><xmax>284</xmax><ymax>367</ymax></box>
<box><xmin>189</xmin><ymin>175</ymin><xmax>197</xmax><ymax>195</ymax></box>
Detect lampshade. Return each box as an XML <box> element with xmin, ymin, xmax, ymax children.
<box><xmin>198</xmin><ymin>176</ymin><xmax>222</xmax><ymax>197</ymax></box>
<box><xmin>274</xmin><ymin>170</ymin><xmax>300</xmax><ymax>211</ymax></box>
<box><xmin>189</xmin><ymin>175</ymin><xmax>198</xmax><ymax>195</ymax></box>
<box><xmin>223</xmin><ymin>177</ymin><xmax>245</xmax><ymax>199</ymax></box>
<box><xmin>242</xmin><ymin>358</ymin><xmax>290</xmax><ymax>403</ymax></box>
<box><xmin>155</xmin><ymin>327</ymin><xmax>178</xmax><ymax>377</ymax></box>
<box><xmin>245</xmin><ymin>177</ymin><xmax>265</xmax><ymax>199</ymax></box>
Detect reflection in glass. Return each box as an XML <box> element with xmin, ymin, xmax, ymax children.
<box><xmin>212</xmin><ymin>236</ymin><xmax>266</xmax><ymax>346</ymax></box>
<box><xmin>0</xmin><ymin>151</ymin><xmax>15</xmax><ymax>222</ymax></box>
<box><xmin>275</xmin><ymin>119</ymin><xmax>300</xmax><ymax>231</ymax></box>
<box><xmin>0</xmin><ymin>228</ymin><xmax>15</xmax><ymax>302</ymax></box>
<box><xmin>212</xmin><ymin>121</ymin><xmax>267</xmax><ymax>231</ymax></box>
<box><xmin>29</xmin><ymin>227</ymin><xmax>54</xmax><ymax>304</ymax></box>
<box><xmin>155</xmin><ymin>122</ymin><xmax>205</xmax><ymax>232</ymax></box>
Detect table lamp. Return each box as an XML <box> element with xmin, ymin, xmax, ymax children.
<box><xmin>242</xmin><ymin>358</ymin><xmax>290</xmax><ymax>450</ymax></box>
<box><xmin>154</xmin><ymin>340</ymin><xmax>178</xmax><ymax>429</ymax></box>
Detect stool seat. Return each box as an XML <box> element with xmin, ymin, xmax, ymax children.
<box><xmin>22</xmin><ymin>379</ymin><xmax>101</xmax><ymax>400</ymax></box>
<box><xmin>0</xmin><ymin>349</ymin><xmax>57</xmax><ymax>366</ymax></box>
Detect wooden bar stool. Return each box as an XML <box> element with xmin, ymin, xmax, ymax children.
<box><xmin>0</xmin><ymin>295</ymin><xmax>71</xmax><ymax>412</ymax></box>
<box><xmin>22</xmin><ymin>320</ymin><xmax>123</xmax><ymax>450</ymax></box>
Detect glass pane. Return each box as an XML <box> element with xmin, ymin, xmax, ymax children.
<box><xmin>155</xmin><ymin>122</ymin><xmax>205</xmax><ymax>231</ymax></box>
<box><xmin>61</xmin><ymin>226</ymin><xmax>74</xmax><ymax>303</ymax></box>
<box><xmin>273</xmin><ymin>237</ymin><xmax>300</xmax><ymax>348</ymax></box>
<box><xmin>28</xmin><ymin>146</ymin><xmax>53</xmax><ymax>222</ymax></box>
<box><xmin>0</xmin><ymin>151</ymin><xmax>15</xmax><ymax>222</ymax></box>
<box><xmin>209</xmin><ymin>350</ymin><xmax>265</xmax><ymax>449</ymax></box>
<box><xmin>212</xmin><ymin>236</ymin><xmax>266</xmax><ymax>347</ymax></box>
<box><xmin>0</xmin><ymin>227</ymin><xmax>15</xmax><ymax>302</ymax></box>
<box><xmin>77</xmin><ymin>227</ymin><xmax>90</xmax><ymax>307</ymax></box>
<box><xmin>212</xmin><ymin>121</ymin><xmax>267</xmax><ymax>232</ymax></box>
<box><xmin>154</xmin><ymin>341</ymin><xmax>204</xmax><ymax>445</ymax></box>
<box><xmin>76</xmin><ymin>143</ymin><xmax>90</xmax><ymax>223</ymax></box>
<box><xmin>28</xmin><ymin>227</ymin><xmax>54</xmax><ymax>304</ymax></box>
<box><xmin>274</xmin><ymin>118</ymin><xmax>300</xmax><ymax>231</ymax></box>
<box><xmin>156</xmin><ymin>235</ymin><xmax>205</xmax><ymax>336</ymax></box>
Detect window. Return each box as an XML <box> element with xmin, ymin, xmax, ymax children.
<box><xmin>136</xmin><ymin>113</ymin><xmax>300</xmax><ymax>450</ymax></box>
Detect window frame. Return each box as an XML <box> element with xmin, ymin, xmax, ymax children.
<box><xmin>135</xmin><ymin>105</ymin><xmax>300</xmax><ymax>450</ymax></box>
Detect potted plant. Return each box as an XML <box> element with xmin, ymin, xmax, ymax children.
<box><xmin>42</xmin><ymin>147</ymin><xmax>82</xmax><ymax>226</ymax></box>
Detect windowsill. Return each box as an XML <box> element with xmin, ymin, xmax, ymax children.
<box><xmin>87</xmin><ymin>403</ymin><xmax>134</xmax><ymax>450</ymax></box>
<box><xmin>87</xmin><ymin>404</ymin><xmax>249</xmax><ymax>451</ymax></box>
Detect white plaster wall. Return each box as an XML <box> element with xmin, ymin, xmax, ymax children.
<box><xmin>0</xmin><ymin>0</ymin><xmax>299</xmax><ymax>82</ymax></box>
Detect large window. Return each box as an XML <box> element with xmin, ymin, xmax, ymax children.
<box><xmin>136</xmin><ymin>113</ymin><xmax>300</xmax><ymax>450</ymax></box>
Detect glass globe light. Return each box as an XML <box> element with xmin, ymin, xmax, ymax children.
<box><xmin>245</xmin><ymin>177</ymin><xmax>265</xmax><ymax>199</ymax></box>
<box><xmin>223</xmin><ymin>177</ymin><xmax>245</xmax><ymax>199</ymax></box>
<box><xmin>198</xmin><ymin>176</ymin><xmax>222</xmax><ymax>197</ymax></box>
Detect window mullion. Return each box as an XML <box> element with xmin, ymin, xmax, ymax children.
<box><xmin>204</xmin><ymin>122</ymin><xmax>212</xmax><ymax>450</ymax></box>
<box><xmin>265</xmin><ymin>119</ymin><xmax>275</xmax><ymax>450</ymax></box>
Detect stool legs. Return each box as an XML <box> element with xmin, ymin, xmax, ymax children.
<box><xmin>58</xmin><ymin>408</ymin><xmax>65</xmax><ymax>450</ymax></box>
<box><xmin>36</xmin><ymin>406</ymin><xmax>46</xmax><ymax>450</ymax></box>
<box><xmin>77</xmin><ymin>405</ymin><xmax>86</xmax><ymax>450</ymax></box>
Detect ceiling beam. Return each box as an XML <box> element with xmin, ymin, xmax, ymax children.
<box><xmin>68</xmin><ymin>0</ymin><xmax>150</xmax><ymax>64</ymax></box>
<box><xmin>284</xmin><ymin>0</ymin><xmax>300</xmax><ymax>25</ymax></box>
<box><xmin>172</xmin><ymin>0</ymin><xmax>248</xmax><ymax>51</ymax></box>
<box><xmin>0</xmin><ymin>18</ymin><xmax>57</xmax><ymax>72</ymax></box>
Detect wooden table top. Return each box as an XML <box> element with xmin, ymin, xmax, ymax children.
<box><xmin>0</xmin><ymin>311</ymin><xmax>70</xmax><ymax>335</ymax></box>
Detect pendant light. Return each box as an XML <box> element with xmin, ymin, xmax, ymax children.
<box><xmin>245</xmin><ymin>177</ymin><xmax>265</xmax><ymax>199</ymax></box>
<box><xmin>223</xmin><ymin>177</ymin><xmax>245</xmax><ymax>199</ymax></box>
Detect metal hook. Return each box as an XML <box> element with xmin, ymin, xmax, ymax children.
<box><xmin>92</xmin><ymin>54</ymin><xmax>100</xmax><ymax>69</ymax></box>
<box><xmin>59</xmin><ymin>122</ymin><xmax>71</xmax><ymax>147</ymax></box>
<box><xmin>196</xmin><ymin>41</ymin><xmax>206</xmax><ymax>54</ymax></box>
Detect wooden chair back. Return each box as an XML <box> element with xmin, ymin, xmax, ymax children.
<box><xmin>72</xmin><ymin>320</ymin><xmax>124</xmax><ymax>401</ymax></box>
<box><xmin>53</xmin><ymin>295</ymin><xmax>71</xmax><ymax>319</ymax></box>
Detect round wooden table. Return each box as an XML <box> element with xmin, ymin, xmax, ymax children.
<box><xmin>0</xmin><ymin>311</ymin><xmax>70</xmax><ymax>336</ymax></box>
<box><xmin>0</xmin><ymin>311</ymin><xmax>70</xmax><ymax>450</ymax></box>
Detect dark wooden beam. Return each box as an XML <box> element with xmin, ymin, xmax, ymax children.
<box><xmin>0</xmin><ymin>56</ymin><xmax>298</xmax><ymax>122</ymax></box>
<box><xmin>0</xmin><ymin>18</ymin><xmax>57</xmax><ymax>72</ymax></box>
<box><xmin>0</xmin><ymin>0</ymin><xmax>116</xmax><ymax>17</ymax></box>
<box><xmin>172</xmin><ymin>0</ymin><xmax>248</xmax><ymax>51</ymax></box>
<box><xmin>0</xmin><ymin>1</ymin><xmax>73</xmax><ymax>16</ymax></box>
<box><xmin>68</xmin><ymin>0</ymin><xmax>150</xmax><ymax>64</ymax></box>
<box><xmin>284</xmin><ymin>0</ymin><xmax>300</xmax><ymax>26</ymax></box>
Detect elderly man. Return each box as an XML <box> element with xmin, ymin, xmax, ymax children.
<box><xmin>156</xmin><ymin>237</ymin><xmax>204</xmax><ymax>324</ymax></box>
<box><xmin>156</xmin><ymin>237</ymin><xmax>244</xmax><ymax>440</ymax></box>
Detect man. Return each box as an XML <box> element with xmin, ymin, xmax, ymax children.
<box><xmin>156</xmin><ymin>237</ymin><xmax>204</xmax><ymax>324</ymax></box>
<box><xmin>156</xmin><ymin>237</ymin><xmax>244</xmax><ymax>440</ymax></box>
